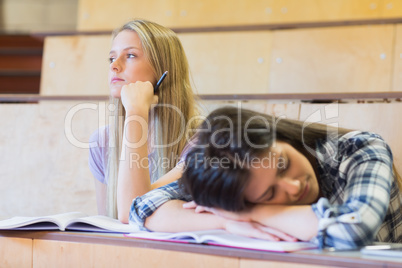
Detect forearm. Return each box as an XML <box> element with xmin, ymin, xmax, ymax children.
<box><xmin>117</xmin><ymin>110</ymin><xmax>151</xmax><ymax>222</ymax></box>
<box><xmin>250</xmin><ymin>205</ymin><xmax>318</xmax><ymax>241</ymax></box>
<box><xmin>151</xmin><ymin>165</ymin><xmax>183</xmax><ymax>190</ymax></box>
<box><xmin>145</xmin><ymin>200</ymin><xmax>226</xmax><ymax>232</ymax></box>
<box><xmin>94</xmin><ymin>179</ymin><xmax>107</xmax><ymax>216</ymax></box>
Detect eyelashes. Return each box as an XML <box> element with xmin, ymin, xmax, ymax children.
<box><xmin>265</xmin><ymin>186</ymin><xmax>276</xmax><ymax>202</ymax></box>
<box><xmin>277</xmin><ymin>156</ymin><xmax>290</xmax><ymax>176</ymax></box>
<box><xmin>108</xmin><ymin>53</ymin><xmax>136</xmax><ymax>64</ymax></box>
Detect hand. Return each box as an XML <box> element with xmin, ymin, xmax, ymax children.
<box><xmin>183</xmin><ymin>201</ymin><xmax>298</xmax><ymax>242</ymax></box>
<box><xmin>182</xmin><ymin>201</ymin><xmax>208</xmax><ymax>213</ymax></box>
<box><xmin>183</xmin><ymin>201</ymin><xmax>251</xmax><ymax>221</ymax></box>
<box><xmin>120</xmin><ymin>81</ymin><xmax>158</xmax><ymax>115</ymax></box>
<box><xmin>225</xmin><ymin>220</ymin><xmax>298</xmax><ymax>242</ymax></box>
<box><xmin>183</xmin><ymin>201</ymin><xmax>219</xmax><ymax>215</ymax></box>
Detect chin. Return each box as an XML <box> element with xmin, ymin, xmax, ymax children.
<box><xmin>110</xmin><ymin>88</ymin><xmax>122</xmax><ymax>99</ymax></box>
<box><xmin>309</xmin><ymin>191</ymin><xmax>320</xmax><ymax>204</ymax></box>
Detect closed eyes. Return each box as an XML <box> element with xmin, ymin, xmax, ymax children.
<box><xmin>264</xmin><ymin>154</ymin><xmax>290</xmax><ymax>202</ymax></box>
<box><xmin>264</xmin><ymin>186</ymin><xmax>276</xmax><ymax>202</ymax></box>
<box><xmin>277</xmin><ymin>155</ymin><xmax>290</xmax><ymax>177</ymax></box>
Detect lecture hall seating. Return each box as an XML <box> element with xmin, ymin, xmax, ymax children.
<box><xmin>3</xmin><ymin>0</ymin><xmax>402</xmax><ymax>220</ymax></box>
<box><xmin>0</xmin><ymin>34</ymin><xmax>43</xmax><ymax>94</ymax></box>
<box><xmin>1</xmin><ymin>1</ymin><xmax>402</xmax><ymax>267</ymax></box>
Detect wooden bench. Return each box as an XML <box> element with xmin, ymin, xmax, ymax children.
<box><xmin>1</xmin><ymin>231</ymin><xmax>402</xmax><ymax>268</ymax></box>
<box><xmin>76</xmin><ymin>0</ymin><xmax>402</xmax><ymax>31</ymax></box>
<box><xmin>0</xmin><ymin>34</ymin><xmax>44</xmax><ymax>94</ymax></box>
<box><xmin>39</xmin><ymin>23</ymin><xmax>402</xmax><ymax>96</ymax></box>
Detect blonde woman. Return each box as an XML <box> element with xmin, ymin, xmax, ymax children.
<box><xmin>89</xmin><ymin>19</ymin><xmax>198</xmax><ymax>222</ymax></box>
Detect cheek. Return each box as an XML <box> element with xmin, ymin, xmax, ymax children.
<box><xmin>124</xmin><ymin>68</ymin><xmax>136</xmax><ymax>82</ymax></box>
<box><xmin>108</xmin><ymin>70</ymin><xmax>113</xmax><ymax>82</ymax></box>
<box><xmin>126</xmin><ymin>67</ymin><xmax>150</xmax><ymax>83</ymax></box>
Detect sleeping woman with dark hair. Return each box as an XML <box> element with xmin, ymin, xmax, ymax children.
<box><xmin>129</xmin><ymin>106</ymin><xmax>402</xmax><ymax>249</ymax></box>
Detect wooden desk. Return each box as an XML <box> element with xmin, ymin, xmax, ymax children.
<box><xmin>1</xmin><ymin>231</ymin><xmax>401</xmax><ymax>268</ymax></box>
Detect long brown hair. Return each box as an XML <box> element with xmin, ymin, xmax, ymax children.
<box><xmin>105</xmin><ymin>19</ymin><xmax>199</xmax><ymax>218</ymax></box>
<box><xmin>180</xmin><ymin>106</ymin><xmax>401</xmax><ymax>211</ymax></box>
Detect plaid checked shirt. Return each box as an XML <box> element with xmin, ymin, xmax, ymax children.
<box><xmin>129</xmin><ymin>131</ymin><xmax>402</xmax><ymax>249</ymax></box>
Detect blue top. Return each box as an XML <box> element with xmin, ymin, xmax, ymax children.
<box><xmin>128</xmin><ymin>131</ymin><xmax>402</xmax><ymax>249</ymax></box>
<box><xmin>88</xmin><ymin>125</ymin><xmax>190</xmax><ymax>184</ymax></box>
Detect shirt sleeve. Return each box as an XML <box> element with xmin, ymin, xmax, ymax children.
<box><xmin>88</xmin><ymin>127</ymin><xmax>108</xmax><ymax>184</ymax></box>
<box><xmin>311</xmin><ymin>137</ymin><xmax>394</xmax><ymax>249</ymax></box>
<box><xmin>129</xmin><ymin>181</ymin><xmax>193</xmax><ymax>230</ymax></box>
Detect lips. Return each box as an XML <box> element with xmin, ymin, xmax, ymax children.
<box><xmin>111</xmin><ymin>77</ymin><xmax>125</xmax><ymax>83</ymax></box>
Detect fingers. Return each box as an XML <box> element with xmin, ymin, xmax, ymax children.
<box><xmin>120</xmin><ymin>81</ymin><xmax>158</xmax><ymax>112</ymax></box>
<box><xmin>120</xmin><ymin>84</ymin><xmax>129</xmax><ymax>97</ymax></box>
<box><xmin>207</xmin><ymin>207</ymin><xmax>249</xmax><ymax>221</ymax></box>
<box><xmin>125</xmin><ymin>81</ymin><xmax>154</xmax><ymax>94</ymax></box>
<box><xmin>256</xmin><ymin>224</ymin><xmax>298</xmax><ymax>242</ymax></box>
<box><xmin>182</xmin><ymin>201</ymin><xmax>197</xmax><ymax>209</ymax></box>
<box><xmin>183</xmin><ymin>203</ymin><xmax>297</xmax><ymax>242</ymax></box>
<box><xmin>249</xmin><ymin>229</ymin><xmax>281</xmax><ymax>241</ymax></box>
<box><xmin>152</xmin><ymin>95</ymin><xmax>159</xmax><ymax>105</ymax></box>
<box><xmin>224</xmin><ymin>220</ymin><xmax>298</xmax><ymax>242</ymax></box>
<box><xmin>182</xmin><ymin>202</ymin><xmax>213</xmax><ymax>214</ymax></box>
<box><xmin>225</xmin><ymin>221</ymin><xmax>281</xmax><ymax>242</ymax></box>
<box><xmin>195</xmin><ymin>205</ymin><xmax>210</xmax><ymax>213</ymax></box>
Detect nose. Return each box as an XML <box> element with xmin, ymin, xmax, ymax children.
<box><xmin>279</xmin><ymin>177</ymin><xmax>301</xmax><ymax>197</ymax></box>
<box><xmin>110</xmin><ymin>57</ymin><xmax>122</xmax><ymax>72</ymax></box>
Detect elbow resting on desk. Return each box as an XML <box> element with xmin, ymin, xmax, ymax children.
<box><xmin>118</xmin><ymin>213</ymin><xmax>129</xmax><ymax>224</ymax></box>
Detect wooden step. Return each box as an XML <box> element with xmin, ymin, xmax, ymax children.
<box><xmin>0</xmin><ymin>34</ymin><xmax>44</xmax><ymax>49</ymax></box>
<box><xmin>0</xmin><ymin>55</ymin><xmax>42</xmax><ymax>71</ymax></box>
<box><xmin>0</xmin><ymin>34</ymin><xmax>44</xmax><ymax>94</ymax></box>
<box><xmin>0</xmin><ymin>71</ymin><xmax>41</xmax><ymax>94</ymax></box>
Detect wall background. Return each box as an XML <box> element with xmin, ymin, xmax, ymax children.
<box><xmin>0</xmin><ymin>0</ymin><xmax>77</xmax><ymax>32</ymax></box>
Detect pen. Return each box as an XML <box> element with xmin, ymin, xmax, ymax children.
<box><xmin>154</xmin><ymin>71</ymin><xmax>168</xmax><ymax>94</ymax></box>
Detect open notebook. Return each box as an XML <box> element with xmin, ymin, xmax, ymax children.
<box><xmin>125</xmin><ymin>229</ymin><xmax>317</xmax><ymax>252</ymax></box>
<box><xmin>0</xmin><ymin>212</ymin><xmax>140</xmax><ymax>233</ymax></box>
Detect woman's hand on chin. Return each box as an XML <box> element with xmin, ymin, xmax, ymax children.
<box><xmin>121</xmin><ymin>81</ymin><xmax>159</xmax><ymax>114</ymax></box>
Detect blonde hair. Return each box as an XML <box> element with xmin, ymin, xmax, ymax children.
<box><xmin>105</xmin><ymin>19</ymin><xmax>199</xmax><ymax>218</ymax></box>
